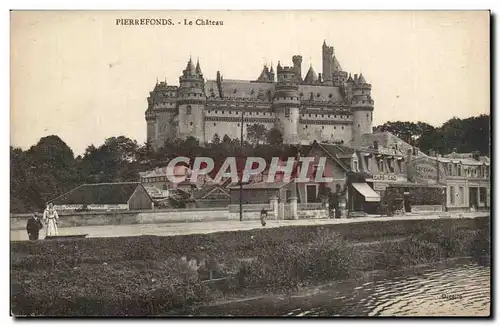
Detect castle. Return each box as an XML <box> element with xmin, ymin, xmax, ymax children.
<box><xmin>145</xmin><ymin>41</ymin><xmax>374</xmax><ymax>150</ymax></box>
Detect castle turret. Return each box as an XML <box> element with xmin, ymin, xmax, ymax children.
<box><xmin>292</xmin><ymin>55</ymin><xmax>303</xmax><ymax>83</ymax></box>
<box><xmin>350</xmin><ymin>72</ymin><xmax>374</xmax><ymax>145</ymax></box>
<box><xmin>322</xmin><ymin>40</ymin><xmax>335</xmax><ymax>86</ymax></box>
<box><xmin>145</xmin><ymin>80</ymin><xmax>178</xmax><ymax>150</ymax></box>
<box><xmin>331</xmin><ymin>55</ymin><xmax>348</xmax><ymax>87</ymax></box>
<box><xmin>176</xmin><ymin>57</ymin><xmax>206</xmax><ymax>142</ymax></box>
<box><xmin>269</xmin><ymin>65</ymin><xmax>275</xmax><ymax>82</ymax></box>
<box><xmin>273</xmin><ymin>64</ymin><xmax>300</xmax><ymax>144</ymax></box>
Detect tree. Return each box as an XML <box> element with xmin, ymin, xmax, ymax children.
<box><xmin>246</xmin><ymin>123</ymin><xmax>267</xmax><ymax>145</ymax></box>
<box><xmin>211</xmin><ymin>133</ymin><xmax>221</xmax><ymax>146</ymax></box>
<box><xmin>266</xmin><ymin>127</ymin><xmax>284</xmax><ymax>148</ymax></box>
<box><xmin>373</xmin><ymin>121</ymin><xmax>435</xmax><ymax>145</ymax></box>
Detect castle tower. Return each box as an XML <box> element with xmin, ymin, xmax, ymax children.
<box><xmin>350</xmin><ymin>73</ymin><xmax>374</xmax><ymax>145</ymax></box>
<box><xmin>322</xmin><ymin>40</ymin><xmax>335</xmax><ymax>86</ymax></box>
<box><xmin>176</xmin><ymin>57</ymin><xmax>206</xmax><ymax>142</ymax></box>
<box><xmin>145</xmin><ymin>95</ymin><xmax>156</xmax><ymax>146</ymax></box>
<box><xmin>292</xmin><ymin>55</ymin><xmax>303</xmax><ymax>83</ymax></box>
<box><xmin>273</xmin><ymin>62</ymin><xmax>300</xmax><ymax>144</ymax></box>
<box><xmin>145</xmin><ymin>81</ymin><xmax>178</xmax><ymax>150</ymax></box>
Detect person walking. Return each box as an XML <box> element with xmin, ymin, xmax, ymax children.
<box><xmin>26</xmin><ymin>213</ymin><xmax>43</xmax><ymax>240</ymax></box>
<box><xmin>260</xmin><ymin>208</ymin><xmax>267</xmax><ymax>226</ymax></box>
<box><xmin>43</xmin><ymin>203</ymin><xmax>59</xmax><ymax>237</ymax></box>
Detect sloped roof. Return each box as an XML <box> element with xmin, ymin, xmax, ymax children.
<box><xmin>311</xmin><ymin>142</ymin><xmax>352</xmax><ymax>171</ymax></box>
<box><xmin>298</xmin><ymin>85</ymin><xmax>343</xmax><ymax>102</ymax></box>
<box><xmin>205</xmin><ymin>79</ymin><xmax>275</xmax><ymax>100</ymax></box>
<box><xmin>332</xmin><ymin>56</ymin><xmax>343</xmax><ymax>72</ymax></box>
<box><xmin>229</xmin><ymin>181</ymin><xmax>291</xmax><ymax>190</ymax></box>
<box><xmin>51</xmin><ymin>182</ymin><xmax>150</xmax><ymax>205</ymax></box>
<box><xmin>194</xmin><ymin>184</ymin><xmax>230</xmax><ymax>199</ymax></box>
<box><xmin>357</xmin><ymin>73</ymin><xmax>367</xmax><ymax>84</ymax></box>
<box><xmin>303</xmin><ymin>66</ymin><xmax>318</xmax><ymax>84</ymax></box>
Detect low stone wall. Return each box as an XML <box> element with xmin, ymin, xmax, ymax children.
<box><xmin>10</xmin><ymin>208</ymin><xmax>271</xmax><ymax>230</ymax></box>
<box><xmin>411</xmin><ymin>205</ymin><xmax>444</xmax><ymax>213</ymax></box>
<box><xmin>297</xmin><ymin>209</ymin><xmax>329</xmax><ymax>219</ymax></box>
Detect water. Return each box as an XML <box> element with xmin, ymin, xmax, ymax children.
<box><xmin>189</xmin><ymin>259</ymin><xmax>491</xmax><ymax>317</ymax></box>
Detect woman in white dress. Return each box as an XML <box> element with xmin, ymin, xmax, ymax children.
<box><xmin>43</xmin><ymin>203</ymin><xmax>59</xmax><ymax>237</ymax></box>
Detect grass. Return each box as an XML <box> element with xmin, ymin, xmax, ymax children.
<box><xmin>11</xmin><ymin>216</ymin><xmax>490</xmax><ymax>316</ymax></box>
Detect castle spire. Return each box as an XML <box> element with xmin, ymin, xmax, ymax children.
<box><xmin>358</xmin><ymin>73</ymin><xmax>366</xmax><ymax>84</ymax></box>
<box><xmin>184</xmin><ymin>57</ymin><xmax>196</xmax><ymax>76</ymax></box>
<box><xmin>195</xmin><ymin>58</ymin><xmax>203</xmax><ymax>76</ymax></box>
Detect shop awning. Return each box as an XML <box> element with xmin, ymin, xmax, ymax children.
<box><xmin>352</xmin><ymin>183</ymin><xmax>381</xmax><ymax>202</ymax></box>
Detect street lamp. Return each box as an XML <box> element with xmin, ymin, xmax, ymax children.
<box><xmin>239</xmin><ymin>110</ymin><xmax>244</xmax><ymax>222</ymax></box>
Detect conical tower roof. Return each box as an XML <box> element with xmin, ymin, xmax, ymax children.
<box><xmin>184</xmin><ymin>57</ymin><xmax>196</xmax><ymax>76</ymax></box>
<box><xmin>332</xmin><ymin>56</ymin><xmax>343</xmax><ymax>72</ymax></box>
<box><xmin>303</xmin><ymin>65</ymin><xmax>318</xmax><ymax>84</ymax></box>
<box><xmin>358</xmin><ymin>73</ymin><xmax>367</xmax><ymax>84</ymax></box>
<box><xmin>195</xmin><ymin>59</ymin><xmax>203</xmax><ymax>76</ymax></box>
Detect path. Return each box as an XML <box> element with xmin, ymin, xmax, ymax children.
<box><xmin>10</xmin><ymin>212</ymin><xmax>487</xmax><ymax>241</ymax></box>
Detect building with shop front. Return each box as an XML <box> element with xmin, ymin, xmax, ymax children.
<box><xmin>409</xmin><ymin>151</ymin><xmax>490</xmax><ymax>211</ymax></box>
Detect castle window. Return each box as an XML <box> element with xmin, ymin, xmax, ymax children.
<box><xmin>317</xmin><ymin>93</ymin><xmax>320</xmax><ymax>97</ymax></box>
<box><xmin>334</xmin><ymin>126</ymin><xmax>336</xmax><ymax>129</ymax></box>
<box><xmin>215</xmin><ymin>110</ymin><xmax>218</xmax><ymax>114</ymax></box>
<box><xmin>187</xmin><ymin>105</ymin><xmax>192</xmax><ymax>115</ymax></box>
<box><xmin>358</xmin><ymin>124</ymin><xmax>360</xmax><ymax>127</ymax></box>
<box><xmin>222</xmin><ymin>111</ymin><xmax>224</xmax><ymax>114</ymax></box>
<box><xmin>190</xmin><ymin>122</ymin><xmax>193</xmax><ymax>126</ymax></box>
<box><xmin>334</xmin><ymin>115</ymin><xmax>337</xmax><ymax>118</ymax></box>
<box><xmin>233</xmin><ymin>89</ymin><xmax>237</xmax><ymax>93</ymax></box>
<box><xmin>237</xmin><ymin>123</ymin><xmax>240</xmax><ymax>127</ymax></box>
<box><xmin>305</xmin><ymin>125</ymin><xmax>308</xmax><ymax>129</ymax></box>
<box><xmin>214</xmin><ymin>123</ymin><xmax>216</xmax><ymax>126</ymax></box>
<box><xmin>285</xmin><ymin>108</ymin><xmax>290</xmax><ymax>117</ymax></box>
<box><xmin>322</xmin><ymin>126</ymin><xmax>325</xmax><ymax>130</ymax></box>
<box><xmin>366</xmin><ymin>113</ymin><xmax>369</xmax><ymax>118</ymax></box>
<box><xmin>342</xmin><ymin>126</ymin><xmax>344</xmax><ymax>130</ymax></box>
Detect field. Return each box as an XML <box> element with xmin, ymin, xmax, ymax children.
<box><xmin>11</xmin><ymin>215</ymin><xmax>490</xmax><ymax>316</ymax></box>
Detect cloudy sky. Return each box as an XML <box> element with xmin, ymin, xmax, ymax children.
<box><xmin>10</xmin><ymin>10</ymin><xmax>490</xmax><ymax>155</ymax></box>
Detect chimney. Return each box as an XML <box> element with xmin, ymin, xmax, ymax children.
<box><xmin>472</xmin><ymin>151</ymin><xmax>481</xmax><ymax>160</ymax></box>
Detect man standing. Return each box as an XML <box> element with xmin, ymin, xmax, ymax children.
<box><xmin>26</xmin><ymin>213</ymin><xmax>43</xmax><ymax>240</ymax></box>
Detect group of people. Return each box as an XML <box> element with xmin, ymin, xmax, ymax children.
<box><xmin>26</xmin><ymin>203</ymin><xmax>59</xmax><ymax>240</ymax></box>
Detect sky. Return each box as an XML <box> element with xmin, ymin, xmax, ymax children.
<box><xmin>10</xmin><ymin>10</ymin><xmax>490</xmax><ymax>155</ymax></box>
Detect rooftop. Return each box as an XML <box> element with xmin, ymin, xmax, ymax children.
<box><xmin>51</xmin><ymin>182</ymin><xmax>150</xmax><ymax>205</ymax></box>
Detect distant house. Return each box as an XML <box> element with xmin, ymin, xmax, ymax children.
<box><xmin>193</xmin><ymin>183</ymin><xmax>231</xmax><ymax>208</ymax></box>
<box><xmin>50</xmin><ymin>182</ymin><xmax>154</xmax><ymax>212</ymax></box>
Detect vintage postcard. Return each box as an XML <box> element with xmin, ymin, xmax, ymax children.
<box><xmin>10</xmin><ymin>10</ymin><xmax>491</xmax><ymax>317</ymax></box>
